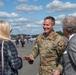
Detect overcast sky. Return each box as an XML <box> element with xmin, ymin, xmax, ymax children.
<box><xmin>0</xmin><ymin>0</ymin><xmax>76</xmax><ymax>35</ymax></box>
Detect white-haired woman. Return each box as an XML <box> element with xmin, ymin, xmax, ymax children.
<box><xmin>0</xmin><ymin>20</ymin><xmax>22</xmax><ymax>75</ymax></box>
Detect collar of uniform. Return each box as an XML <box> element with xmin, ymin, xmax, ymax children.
<box><xmin>42</xmin><ymin>31</ymin><xmax>55</xmax><ymax>39</ymax></box>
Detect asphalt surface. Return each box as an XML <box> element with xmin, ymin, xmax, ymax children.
<box><xmin>16</xmin><ymin>41</ymin><xmax>40</xmax><ymax>75</ymax></box>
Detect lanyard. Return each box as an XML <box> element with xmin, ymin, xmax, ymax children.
<box><xmin>1</xmin><ymin>40</ymin><xmax>4</xmax><ymax>75</ymax></box>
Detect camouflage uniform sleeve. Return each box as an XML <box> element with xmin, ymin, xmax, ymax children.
<box><xmin>29</xmin><ymin>38</ymin><xmax>39</xmax><ymax>59</ymax></box>
<box><xmin>55</xmin><ymin>36</ymin><xmax>66</xmax><ymax>72</ymax></box>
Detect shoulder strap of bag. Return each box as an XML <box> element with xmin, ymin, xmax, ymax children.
<box><xmin>1</xmin><ymin>40</ymin><xmax>4</xmax><ymax>75</ymax></box>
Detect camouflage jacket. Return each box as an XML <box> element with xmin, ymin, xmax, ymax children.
<box><xmin>29</xmin><ymin>32</ymin><xmax>66</xmax><ymax>75</ymax></box>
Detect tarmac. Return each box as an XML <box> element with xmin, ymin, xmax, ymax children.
<box><xmin>16</xmin><ymin>41</ymin><xmax>40</xmax><ymax>75</ymax></box>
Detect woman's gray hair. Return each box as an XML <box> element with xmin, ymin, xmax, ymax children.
<box><xmin>62</xmin><ymin>16</ymin><xmax>76</xmax><ymax>34</ymax></box>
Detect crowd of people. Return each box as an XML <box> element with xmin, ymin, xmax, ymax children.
<box><xmin>0</xmin><ymin>15</ymin><xmax>76</xmax><ymax>75</ymax></box>
<box><xmin>15</xmin><ymin>36</ymin><xmax>34</xmax><ymax>47</ymax></box>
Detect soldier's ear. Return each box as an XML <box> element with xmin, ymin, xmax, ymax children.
<box><xmin>52</xmin><ymin>25</ymin><xmax>54</xmax><ymax>29</ymax></box>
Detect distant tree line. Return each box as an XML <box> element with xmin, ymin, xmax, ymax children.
<box><xmin>10</xmin><ymin>34</ymin><xmax>39</xmax><ymax>39</ymax></box>
<box><xmin>56</xmin><ymin>31</ymin><xmax>64</xmax><ymax>36</ymax></box>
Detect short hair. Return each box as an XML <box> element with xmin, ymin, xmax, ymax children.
<box><xmin>62</xmin><ymin>16</ymin><xmax>76</xmax><ymax>34</ymax></box>
<box><xmin>0</xmin><ymin>20</ymin><xmax>11</xmax><ymax>40</ymax></box>
<box><xmin>44</xmin><ymin>16</ymin><xmax>55</xmax><ymax>25</ymax></box>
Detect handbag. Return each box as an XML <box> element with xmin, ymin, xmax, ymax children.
<box><xmin>1</xmin><ymin>40</ymin><xmax>4</xmax><ymax>75</ymax></box>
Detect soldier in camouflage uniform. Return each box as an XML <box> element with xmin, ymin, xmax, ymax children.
<box><xmin>23</xmin><ymin>16</ymin><xmax>66</xmax><ymax>75</ymax></box>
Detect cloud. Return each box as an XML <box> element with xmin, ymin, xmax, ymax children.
<box><xmin>46</xmin><ymin>0</ymin><xmax>76</xmax><ymax>13</ymax></box>
<box><xmin>55</xmin><ymin>13</ymin><xmax>76</xmax><ymax>25</ymax></box>
<box><xmin>25</xmin><ymin>24</ymin><xmax>41</xmax><ymax>27</ymax></box>
<box><xmin>11</xmin><ymin>26</ymin><xmax>43</xmax><ymax>35</ymax></box>
<box><xmin>33</xmin><ymin>0</ymin><xmax>38</xmax><ymax>2</ymax></box>
<box><xmin>0</xmin><ymin>1</ymin><xmax>3</xmax><ymax>7</ymax></box>
<box><xmin>11</xmin><ymin>23</ymin><xmax>43</xmax><ymax>35</ymax></box>
<box><xmin>17</xmin><ymin>0</ymin><xmax>28</xmax><ymax>2</ymax></box>
<box><xmin>35</xmin><ymin>20</ymin><xmax>43</xmax><ymax>25</ymax></box>
<box><xmin>8</xmin><ymin>17</ymin><xmax>43</xmax><ymax>34</ymax></box>
<box><xmin>0</xmin><ymin>12</ymin><xmax>20</xmax><ymax>18</ymax></box>
<box><xmin>4</xmin><ymin>12</ymin><xmax>76</xmax><ymax>35</ymax></box>
<box><xmin>8</xmin><ymin>17</ymin><xmax>42</xmax><ymax>30</ymax></box>
<box><xmin>15</xmin><ymin>4</ymin><xmax>42</xmax><ymax>13</ymax></box>
<box><xmin>6</xmin><ymin>0</ymin><xmax>10</xmax><ymax>1</ymax></box>
<box><xmin>8</xmin><ymin>17</ymin><xmax>35</xmax><ymax>23</ymax></box>
<box><xmin>8</xmin><ymin>15</ymin><xmax>66</xmax><ymax>34</ymax></box>
<box><xmin>69</xmin><ymin>12</ymin><xmax>76</xmax><ymax>16</ymax></box>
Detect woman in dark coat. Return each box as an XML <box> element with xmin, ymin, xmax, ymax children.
<box><xmin>0</xmin><ymin>20</ymin><xmax>23</xmax><ymax>75</ymax></box>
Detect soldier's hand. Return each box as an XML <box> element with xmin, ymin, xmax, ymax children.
<box><xmin>23</xmin><ymin>56</ymin><xmax>34</xmax><ymax>61</ymax></box>
<box><xmin>23</xmin><ymin>56</ymin><xmax>34</xmax><ymax>64</ymax></box>
<box><xmin>53</xmin><ymin>69</ymin><xmax>60</xmax><ymax>75</ymax></box>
